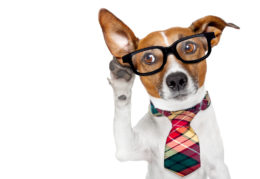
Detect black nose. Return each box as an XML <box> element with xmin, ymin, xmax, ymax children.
<box><xmin>166</xmin><ymin>72</ymin><xmax>188</xmax><ymax>91</ymax></box>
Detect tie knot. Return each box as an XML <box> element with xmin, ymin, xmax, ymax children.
<box><xmin>169</xmin><ymin>111</ymin><xmax>196</xmax><ymax>129</ymax></box>
<box><xmin>150</xmin><ymin>92</ymin><xmax>211</xmax><ymax>130</ymax></box>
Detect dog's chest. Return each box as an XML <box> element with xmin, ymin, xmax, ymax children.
<box><xmin>148</xmin><ymin>116</ymin><xmax>172</xmax><ymax>166</ymax></box>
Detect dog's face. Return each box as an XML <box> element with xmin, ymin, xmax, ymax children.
<box><xmin>136</xmin><ymin>28</ymin><xmax>207</xmax><ymax>100</ymax></box>
<box><xmin>99</xmin><ymin>9</ymin><xmax>238</xmax><ymax>100</ymax></box>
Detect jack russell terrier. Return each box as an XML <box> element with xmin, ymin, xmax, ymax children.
<box><xmin>98</xmin><ymin>8</ymin><xmax>239</xmax><ymax>179</ymax></box>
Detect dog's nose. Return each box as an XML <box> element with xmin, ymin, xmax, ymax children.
<box><xmin>166</xmin><ymin>72</ymin><xmax>188</xmax><ymax>91</ymax></box>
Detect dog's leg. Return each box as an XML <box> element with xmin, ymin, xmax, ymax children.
<box><xmin>197</xmin><ymin>108</ymin><xmax>231</xmax><ymax>179</ymax></box>
<box><xmin>206</xmin><ymin>146</ymin><xmax>231</xmax><ymax>179</ymax></box>
<box><xmin>204</xmin><ymin>145</ymin><xmax>231</xmax><ymax>179</ymax></box>
<box><xmin>108</xmin><ymin>58</ymin><xmax>150</xmax><ymax>162</ymax></box>
<box><xmin>207</xmin><ymin>161</ymin><xmax>230</xmax><ymax>179</ymax></box>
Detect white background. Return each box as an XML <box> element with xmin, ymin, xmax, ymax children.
<box><xmin>0</xmin><ymin>0</ymin><xmax>259</xmax><ymax>178</ymax></box>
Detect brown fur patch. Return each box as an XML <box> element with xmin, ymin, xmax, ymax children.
<box><xmin>136</xmin><ymin>32</ymin><xmax>168</xmax><ymax>97</ymax></box>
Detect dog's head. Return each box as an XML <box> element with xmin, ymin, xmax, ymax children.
<box><xmin>99</xmin><ymin>8</ymin><xmax>239</xmax><ymax>102</ymax></box>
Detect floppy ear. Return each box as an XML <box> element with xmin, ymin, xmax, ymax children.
<box><xmin>189</xmin><ymin>16</ymin><xmax>239</xmax><ymax>47</ymax></box>
<box><xmin>99</xmin><ymin>8</ymin><xmax>139</xmax><ymax>65</ymax></box>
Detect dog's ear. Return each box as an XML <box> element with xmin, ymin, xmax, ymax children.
<box><xmin>189</xmin><ymin>16</ymin><xmax>239</xmax><ymax>47</ymax></box>
<box><xmin>99</xmin><ymin>8</ymin><xmax>138</xmax><ymax>65</ymax></box>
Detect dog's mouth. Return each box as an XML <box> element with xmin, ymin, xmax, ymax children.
<box><xmin>167</xmin><ymin>90</ymin><xmax>195</xmax><ymax>100</ymax></box>
<box><xmin>159</xmin><ymin>85</ymin><xmax>198</xmax><ymax>101</ymax></box>
<box><xmin>171</xmin><ymin>92</ymin><xmax>189</xmax><ymax>100</ymax></box>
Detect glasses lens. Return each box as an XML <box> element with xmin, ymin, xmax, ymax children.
<box><xmin>131</xmin><ymin>48</ymin><xmax>164</xmax><ymax>74</ymax></box>
<box><xmin>176</xmin><ymin>36</ymin><xmax>209</xmax><ymax>62</ymax></box>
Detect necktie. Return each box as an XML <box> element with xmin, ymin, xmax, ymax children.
<box><xmin>150</xmin><ymin>92</ymin><xmax>211</xmax><ymax>177</ymax></box>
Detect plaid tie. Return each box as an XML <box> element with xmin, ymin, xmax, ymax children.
<box><xmin>150</xmin><ymin>92</ymin><xmax>211</xmax><ymax>177</ymax></box>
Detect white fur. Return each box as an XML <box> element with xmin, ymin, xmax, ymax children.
<box><xmin>151</xmin><ymin>85</ymin><xmax>206</xmax><ymax>111</ymax></box>
<box><xmin>160</xmin><ymin>31</ymin><xmax>170</xmax><ymax>46</ymax></box>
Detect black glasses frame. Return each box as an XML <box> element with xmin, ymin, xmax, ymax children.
<box><xmin>122</xmin><ymin>32</ymin><xmax>216</xmax><ymax>76</ymax></box>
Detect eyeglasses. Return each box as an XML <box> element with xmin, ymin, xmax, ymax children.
<box><xmin>122</xmin><ymin>32</ymin><xmax>216</xmax><ymax>76</ymax></box>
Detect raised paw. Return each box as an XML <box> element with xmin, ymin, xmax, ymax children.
<box><xmin>108</xmin><ymin>57</ymin><xmax>135</xmax><ymax>101</ymax></box>
<box><xmin>109</xmin><ymin>57</ymin><xmax>133</xmax><ymax>82</ymax></box>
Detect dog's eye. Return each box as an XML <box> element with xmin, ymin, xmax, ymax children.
<box><xmin>142</xmin><ymin>53</ymin><xmax>157</xmax><ymax>65</ymax></box>
<box><xmin>183</xmin><ymin>41</ymin><xmax>197</xmax><ymax>54</ymax></box>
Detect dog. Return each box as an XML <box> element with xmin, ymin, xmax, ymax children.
<box><xmin>99</xmin><ymin>8</ymin><xmax>239</xmax><ymax>179</ymax></box>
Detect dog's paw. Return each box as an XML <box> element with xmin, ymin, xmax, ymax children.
<box><xmin>109</xmin><ymin>57</ymin><xmax>133</xmax><ymax>82</ymax></box>
<box><xmin>108</xmin><ymin>57</ymin><xmax>135</xmax><ymax>101</ymax></box>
